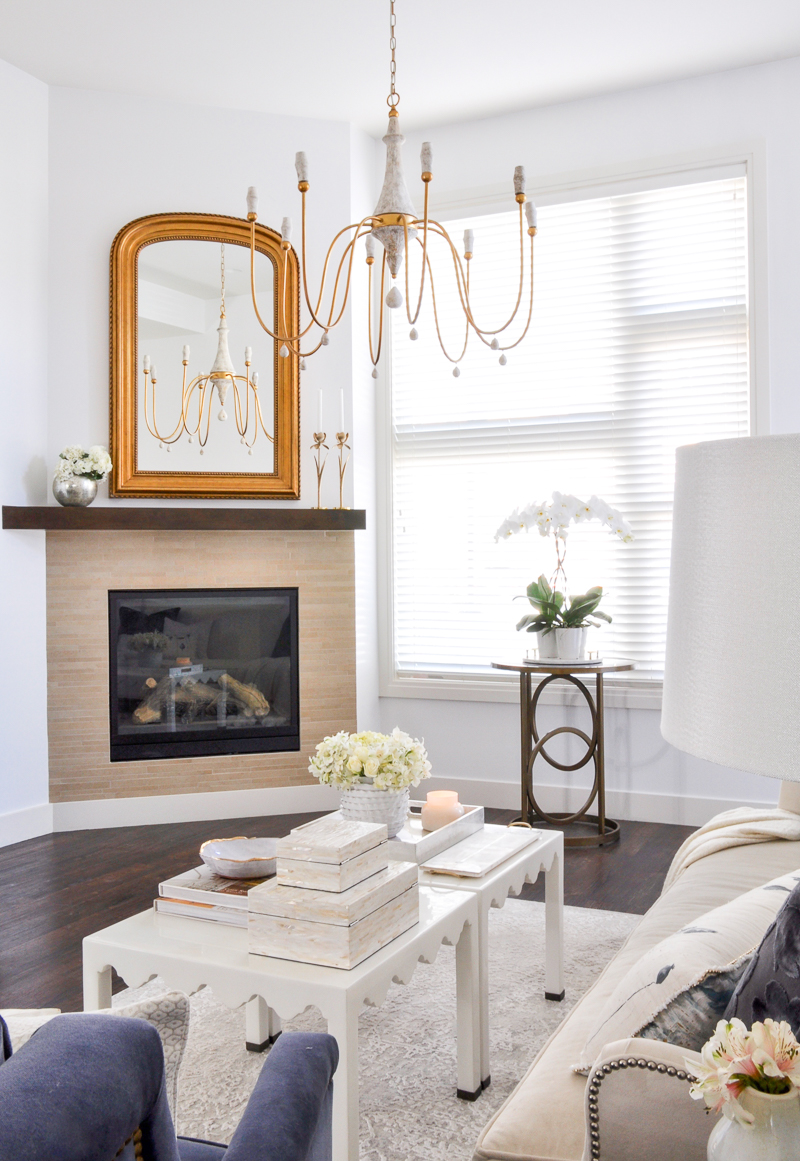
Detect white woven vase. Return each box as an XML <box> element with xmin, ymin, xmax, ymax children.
<box><xmin>339</xmin><ymin>782</ymin><xmax>410</xmax><ymax>837</ymax></box>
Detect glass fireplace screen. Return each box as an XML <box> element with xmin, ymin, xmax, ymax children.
<box><xmin>108</xmin><ymin>588</ymin><xmax>299</xmax><ymax>762</ymax></box>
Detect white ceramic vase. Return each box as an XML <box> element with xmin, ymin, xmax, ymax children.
<box><xmin>52</xmin><ymin>475</ymin><xmax>98</xmax><ymax>507</ymax></box>
<box><xmin>707</xmin><ymin>1089</ymin><xmax>800</xmax><ymax>1161</ymax></box>
<box><xmin>536</xmin><ymin>626</ymin><xmax>588</xmax><ymax>661</ymax></box>
<box><xmin>339</xmin><ymin>781</ymin><xmax>410</xmax><ymax>837</ymax></box>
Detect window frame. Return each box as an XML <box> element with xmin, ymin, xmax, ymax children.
<box><xmin>377</xmin><ymin>144</ymin><xmax>768</xmax><ymax>710</ymax></box>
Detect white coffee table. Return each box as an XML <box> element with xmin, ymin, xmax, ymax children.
<box><xmin>419</xmin><ymin>825</ymin><xmax>564</xmax><ymax>1089</ymax></box>
<box><xmin>83</xmin><ymin>885</ymin><xmax>481</xmax><ymax>1161</ymax></box>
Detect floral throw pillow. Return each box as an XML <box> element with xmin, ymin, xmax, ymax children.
<box><xmin>577</xmin><ymin>869</ymin><xmax>800</xmax><ymax>1073</ymax></box>
<box><xmin>725</xmin><ymin>879</ymin><xmax>800</xmax><ymax>1035</ymax></box>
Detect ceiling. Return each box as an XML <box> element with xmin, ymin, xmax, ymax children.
<box><xmin>1</xmin><ymin>0</ymin><xmax>799</xmax><ymax>135</ymax></box>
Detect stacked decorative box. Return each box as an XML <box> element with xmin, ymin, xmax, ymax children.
<box><xmin>248</xmin><ymin>817</ymin><xmax>419</xmax><ymax>969</ymax></box>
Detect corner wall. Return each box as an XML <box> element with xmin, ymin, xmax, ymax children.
<box><xmin>0</xmin><ymin>59</ymin><xmax>52</xmax><ymax>846</ymax></box>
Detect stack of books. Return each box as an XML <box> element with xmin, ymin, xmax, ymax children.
<box><xmin>155</xmin><ymin>864</ymin><xmax>274</xmax><ymax>927</ymax></box>
<box><xmin>248</xmin><ymin>816</ymin><xmax>419</xmax><ymax>969</ymax></box>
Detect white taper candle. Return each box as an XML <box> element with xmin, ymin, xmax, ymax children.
<box><xmin>317</xmin><ymin>388</ymin><xmax>323</xmax><ymax>433</ymax></box>
<box><xmin>339</xmin><ymin>388</ymin><xmax>345</xmax><ymax>432</ymax></box>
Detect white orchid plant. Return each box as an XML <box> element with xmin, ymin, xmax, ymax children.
<box><xmin>54</xmin><ymin>444</ymin><xmax>113</xmax><ymax>483</ymax></box>
<box><xmin>688</xmin><ymin>1018</ymin><xmax>800</xmax><ymax>1127</ymax></box>
<box><xmin>495</xmin><ymin>492</ymin><xmax>633</xmax><ymax>635</ymax></box>
<box><xmin>309</xmin><ymin>728</ymin><xmax>432</xmax><ymax>791</ymax></box>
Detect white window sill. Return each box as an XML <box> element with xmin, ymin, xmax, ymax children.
<box><xmin>380</xmin><ymin>669</ymin><xmax>663</xmax><ymax>710</ymax></box>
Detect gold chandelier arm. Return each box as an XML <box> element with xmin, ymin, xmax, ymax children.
<box><xmin>254</xmin><ymin>391</ymin><xmax>275</xmax><ymax>442</ymax></box>
<box><xmin>416</xmin><ymin>209</ymin><xmax>529</xmax><ymax>339</ymax></box>
<box><xmin>424</xmin><ymin>249</ymin><xmax>470</xmax><ymax>364</ymax></box>
<box><xmin>368</xmin><ymin>251</ymin><xmax>388</xmax><ymax>365</ymax></box>
<box><xmin>197</xmin><ymin>386</ymin><xmax>213</xmax><ymax>448</ymax></box>
<box><xmin>182</xmin><ymin>376</ymin><xmax>207</xmax><ymax>437</ymax></box>
<box><xmin>404</xmin><ymin>180</ymin><xmax>430</xmax><ymax>326</ymax></box>
<box><xmin>324</xmin><ymin>227</ymin><xmax>370</xmax><ymax>329</ymax></box>
<box><xmin>494</xmin><ymin>231</ymin><xmax>536</xmax><ymax>350</ymax></box>
<box><xmin>142</xmin><ymin>369</ymin><xmax>191</xmax><ymax>444</ymax></box>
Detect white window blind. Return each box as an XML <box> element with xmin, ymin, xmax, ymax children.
<box><xmin>388</xmin><ymin>176</ymin><xmax>750</xmax><ymax>680</ymax></box>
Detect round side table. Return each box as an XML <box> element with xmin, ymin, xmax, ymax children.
<box><xmin>491</xmin><ymin>659</ymin><xmax>634</xmax><ymax>847</ymax></box>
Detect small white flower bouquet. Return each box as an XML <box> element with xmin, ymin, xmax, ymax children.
<box><xmin>309</xmin><ymin>728</ymin><xmax>432</xmax><ymax>791</ymax></box>
<box><xmin>54</xmin><ymin>444</ymin><xmax>113</xmax><ymax>483</ymax></box>
<box><xmin>688</xmin><ymin>1017</ymin><xmax>800</xmax><ymax>1127</ymax></box>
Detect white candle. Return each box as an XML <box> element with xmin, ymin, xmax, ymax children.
<box><xmin>420</xmin><ymin>791</ymin><xmax>464</xmax><ymax>832</ymax></box>
<box><xmin>317</xmin><ymin>388</ymin><xmax>323</xmax><ymax>433</ymax></box>
<box><xmin>339</xmin><ymin>388</ymin><xmax>345</xmax><ymax>432</ymax></box>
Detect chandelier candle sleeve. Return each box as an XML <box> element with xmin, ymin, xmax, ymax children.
<box><xmin>464</xmin><ymin>229</ymin><xmax>474</xmax><ymax>256</ymax></box>
<box><xmin>420</xmin><ymin>141</ymin><xmax>432</xmax><ymax>176</ymax></box>
<box><xmin>514</xmin><ymin>166</ymin><xmax>526</xmax><ymax>195</ymax></box>
<box><xmin>295</xmin><ymin>152</ymin><xmax>308</xmax><ymax>184</ymax></box>
<box><xmin>526</xmin><ymin>202</ymin><xmax>538</xmax><ymax>230</ymax></box>
<box><xmin>246</xmin><ymin>187</ymin><xmax>258</xmax><ymax>216</ymax></box>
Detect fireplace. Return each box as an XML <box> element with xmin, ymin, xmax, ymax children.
<box><xmin>108</xmin><ymin>588</ymin><xmax>299</xmax><ymax>762</ymax></box>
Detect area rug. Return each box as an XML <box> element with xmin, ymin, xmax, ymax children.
<box><xmin>119</xmin><ymin>900</ymin><xmax>638</xmax><ymax>1161</ymax></box>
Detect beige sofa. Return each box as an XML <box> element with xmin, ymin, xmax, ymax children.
<box><xmin>473</xmin><ymin>783</ymin><xmax>800</xmax><ymax>1161</ymax></box>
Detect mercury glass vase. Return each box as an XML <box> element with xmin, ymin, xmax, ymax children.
<box><xmin>707</xmin><ymin>1089</ymin><xmax>800</xmax><ymax>1161</ymax></box>
<box><xmin>52</xmin><ymin>475</ymin><xmax>98</xmax><ymax>507</ymax></box>
<box><xmin>339</xmin><ymin>781</ymin><xmax>410</xmax><ymax>837</ymax></box>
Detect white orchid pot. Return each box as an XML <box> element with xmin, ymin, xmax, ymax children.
<box><xmin>536</xmin><ymin>626</ymin><xmax>588</xmax><ymax>661</ymax></box>
<box><xmin>707</xmin><ymin>1088</ymin><xmax>800</xmax><ymax>1161</ymax></box>
<box><xmin>339</xmin><ymin>779</ymin><xmax>410</xmax><ymax>837</ymax></box>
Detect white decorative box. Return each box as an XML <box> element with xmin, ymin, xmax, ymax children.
<box><xmin>384</xmin><ymin>803</ymin><xmax>485</xmax><ymax>864</ymax></box>
<box><xmin>248</xmin><ymin>861</ymin><xmax>419</xmax><ymax>969</ymax></box>
<box><xmin>275</xmin><ymin>816</ymin><xmax>388</xmax><ymax>892</ymax></box>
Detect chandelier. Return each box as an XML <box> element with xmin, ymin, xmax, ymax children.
<box><xmin>141</xmin><ymin>244</ymin><xmax>272</xmax><ymax>455</ymax></box>
<box><xmin>243</xmin><ymin>0</ymin><xmax>537</xmax><ymax>379</ymax></box>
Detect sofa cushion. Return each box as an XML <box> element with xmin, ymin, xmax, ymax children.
<box><xmin>578</xmin><ymin>869</ymin><xmax>799</xmax><ymax>1072</ymax></box>
<box><xmin>472</xmin><ymin>838</ymin><xmax>800</xmax><ymax>1161</ymax></box>
<box><xmin>725</xmin><ymin>878</ymin><xmax>800</xmax><ymax>1035</ymax></box>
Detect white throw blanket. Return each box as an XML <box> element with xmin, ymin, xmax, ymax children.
<box><xmin>662</xmin><ymin>807</ymin><xmax>800</xmax><ymax>894</ymax></box>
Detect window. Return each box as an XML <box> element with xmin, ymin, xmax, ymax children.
<box><xmin>386</xmin><ymin>175</ymin><xmax>750</xmax><ymax>688</ymax></box>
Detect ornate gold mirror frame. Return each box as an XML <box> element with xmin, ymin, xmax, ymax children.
<box><xmin>110</xmin><ymin>212</ymin><xmax>300</xmax><ymax>498</ymax></box>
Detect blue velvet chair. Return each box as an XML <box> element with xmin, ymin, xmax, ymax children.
<box><xmin>0</xmin><ymin>1012</ymin><xmax>337</xmax><ymax>1161</ymax></box>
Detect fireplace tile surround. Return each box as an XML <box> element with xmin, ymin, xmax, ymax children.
<box><xmin>46</xmin><ymin>529</ymin><xmax>356</xmax><ymax>803</ymax></box>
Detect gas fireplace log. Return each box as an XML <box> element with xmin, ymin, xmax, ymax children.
<box><xmin>132</xmin><ymin>676</ymin><xmax>174</xmax><ymax>724</ymax></box>
<box><xmin>218</xmin><ymin>673</ymin><xmax>270</xmax><ymax>717</ymax></box>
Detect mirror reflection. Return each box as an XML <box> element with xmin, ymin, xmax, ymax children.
<box><xmin>137</xmin><ymin>238</ymin><xmax>276</xmax><ymax>473</ymax></box>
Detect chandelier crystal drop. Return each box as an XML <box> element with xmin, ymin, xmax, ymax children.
<box><xmin>142</xmin><ymin>244</ymin><xmax>273</xmax><ymax>454</ymax></box>
<box><xmin>244</xmin><ymin>0</ymin><xmax>537</xmax><ymax>377</ymax></box>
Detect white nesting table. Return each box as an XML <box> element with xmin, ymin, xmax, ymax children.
<box><xmin>83</xmin><ymin>885</ymin><xmax>481</xmax><ymax>1161</ymax></box>
<box><xmin>419</xmin><ymin>825</ymin><xmax>564</xmax><ymax>1089</ymax></box>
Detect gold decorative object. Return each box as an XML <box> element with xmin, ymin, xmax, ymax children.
<box><xmin>335</xmin><ymin>431</ymin><xmax>351</xmax><ymax>510</ymax></box>
<box><xmin>242</xmin><ymin>0</ymin><xmax>537</xmax><ymax>379</ymax></box>
<box><xmin>311</xmin><ymin>431</ymin><xmax>329</xmax><ymax>509</ymax></box>
<box><xmin>110</xmin><ymin>212</ymin><xmax>300</xmax><ymax>499</ymax></box>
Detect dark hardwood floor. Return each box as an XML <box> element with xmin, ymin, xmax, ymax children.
<box><xmin>0</xmin><ymin>809</ymin><xmax>693</xmax><ymax>1014</ymax></box>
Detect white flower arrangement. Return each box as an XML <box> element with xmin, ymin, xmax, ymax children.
<box><xmin>496</xmin><ymin>491</ymin><xmax>634</xmax><ymax>635</ymax></box>
<box><xmin>688</xmin><ymin>1018</ymin><xmax>800</xmax><ymax>1127</ymax></box>
<box><xmin>309</xmin><ymin>728</ymin><xmax>432</xmax><ymax>791</ymax></box>
<box><xmin>494</xmin><ymin>491</ymin><xmax>634</xmax><ymax>544</ymax></box>
<box><xmin>53</xmin><ymin>444</ymin><xmax>113</xmax><ymax>483</ymax></box>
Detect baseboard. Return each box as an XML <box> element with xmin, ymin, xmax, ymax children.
<box><xmin>422</xmin><ymin>775</ymin><xmax>775</xmax><ymax>828</ymax></box>
<box><xmin>51</xmin><ymin>783</ymin><xmax>341</xmax><ymax>832</ymax></box>
<box><xmin>0</xmin><ymin>802</ymin><xmax>54</xmax><ymax>849</ymax></box>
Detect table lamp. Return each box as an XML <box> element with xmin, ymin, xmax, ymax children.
<box><xmin>661</xmin><ymin>434</ymin><xmax>800</xmax><ymax>796</ymax></box>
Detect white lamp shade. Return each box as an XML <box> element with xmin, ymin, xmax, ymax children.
<box><xmin>661</xmin><ymin>434</ymin><xmax>800</xmax><ymax>780</ymax></box>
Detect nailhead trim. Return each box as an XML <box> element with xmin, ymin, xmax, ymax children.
<box><xmin>585</xmin><ymin>1057</ymin><xmax>691</xmax><ymax>1159</ymax></box>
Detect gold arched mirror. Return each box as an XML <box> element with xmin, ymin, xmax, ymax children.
<box><xmin>110</xmin><ymin>213</ymin><xmax>300</xmax><ymax>498</ymax></box>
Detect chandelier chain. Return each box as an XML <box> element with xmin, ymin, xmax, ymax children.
<box><xmin>220</xmin><ymin>243</ymin><xmax>226</xmax><ymax>316</ymax></box>
<box><xmin>387</xmin><ymin>0</ymin><xmax>399</xmax><ymax>108</ymax></box>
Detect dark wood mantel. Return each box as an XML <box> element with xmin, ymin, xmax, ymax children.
<box><xmin>2</xmin><ymin>506</ymin><xmax>366</xmax><ymax>532</ymax></box>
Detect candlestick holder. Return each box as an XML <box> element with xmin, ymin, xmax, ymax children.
<box><xmin>335</xmin><ymin>431</ymin><xmax>351</xmax><ymax>510</ymax></box>
<box><xmin>311</xmin><ymin>432</ymin><xmax>329</xmax><ymax>509</ymax></box>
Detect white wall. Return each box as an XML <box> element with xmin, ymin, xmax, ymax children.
<box><xmin>46</xmin><ymin>86</ymin><xmax>359</xmax><ymax>507</ymax></box>
<box><xmin>379</xmin><ymin>56</ymin><xmax>800</xmax><ymax>820</ymax></box>
<box><xmin>0</xmin><ymin>59</ymin><xmax>53</xmax><ymax>844</ymax></box>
